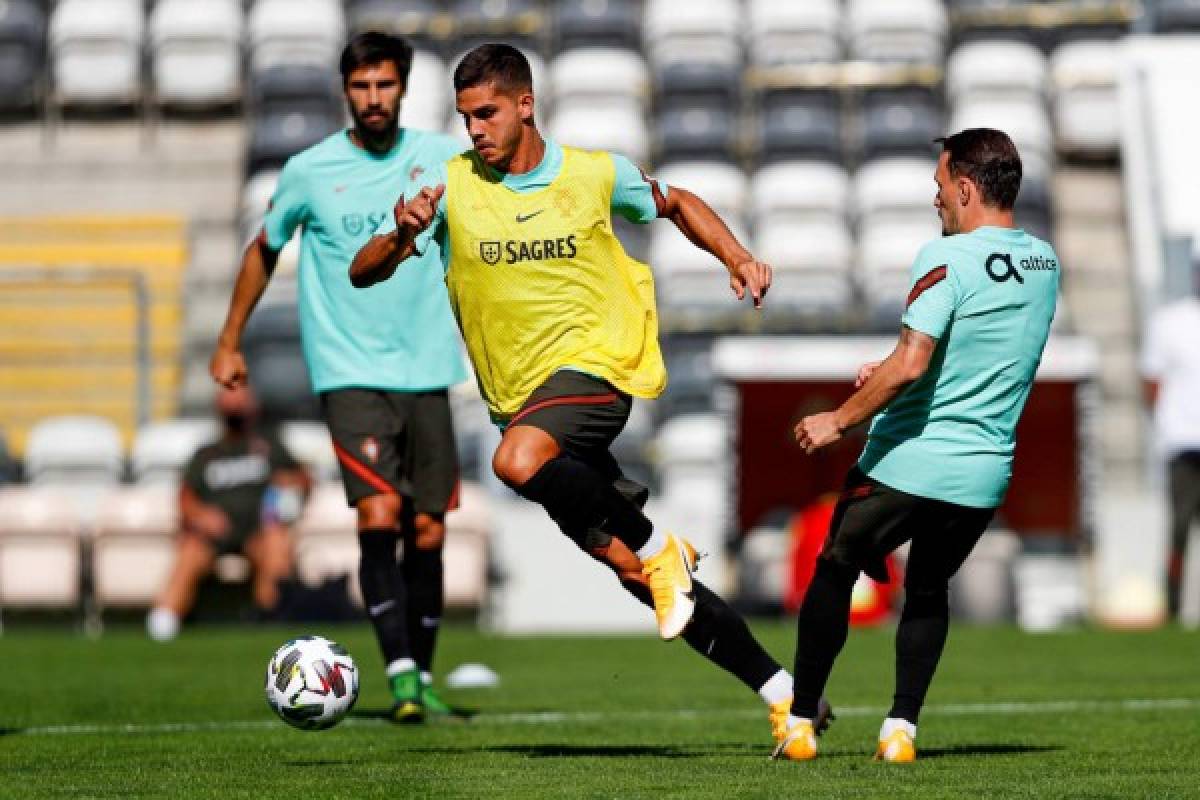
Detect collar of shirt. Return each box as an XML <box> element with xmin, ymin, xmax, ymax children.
<box><xmin>484</xmin><ymin>138</ymin><xmax>564</xmax><ymax>193</ymax></box>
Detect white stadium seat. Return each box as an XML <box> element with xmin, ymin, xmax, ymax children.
<box><xmin>747</xmin><ymin>0</ymin><xmax>841</xmax><ymax>67</ymax></box>
<box><xmin>150</xmin><ymin>0</ymin><xmax>244</xmax><ymax>107</ymax></box>
<box><xmin>858</xmin><ymin>218</ymin><xmax>940</xmax><ymax>310</ymax></box>
<box><xmin>91</xmin><ymin>485</ymin><xmax>178</xmax><ymax>610</ymax></box>
<box><xmin>443</xmin><ymin>481</ymin><xmax>493</xmax><ymax>609</ymax></box>
<box><xmin>25</xmin><ymin>415</ymin><xmax>123</xmax><ymax>485</ymax></box>
<box><xmin>549</xmin><ymin>47</ymin><xmax>649</xmax><ymax>108</ymax></box>
<box><xmin>655</xmin><ymin>161</ymin><xmax>749</xmax><ymax>223</ymax></box>
<box><xmin>0</xmin><ymin>487</ymin><xmax>82</xmax><ymax>614</ymax></box>
<box><xmin>248</xmin><ymin>0</ymin><xmax>345</xmax><ymax>72</ymax></box>
<box><xmin>1051</xmin><ymin>40</ymin><xmax>1121</xmax><ymax>158</ymax></box>
<box><xmin>280</xmin><ymin>420</ymin><xmax>338</xmax><ymax>482</ymax></box>
<box><xmin>403</xmin><ymin>49</ymin><xmax>451</xmax><ymax>133</ymax></box>
<box><xmin>946</xmin><ymin>40</ymin><xmax>1048</xmax><ymax>104</ymax></box>
<box><xmin>845</xmin><ymin>0</ymin><xmax>947</xmax><ymax>66</ymax></box>
<box><xmin>750</xmin><ymin>161</ymin><xmax>851</xmax><ymax>226</ymax></box>
<box><xmin>549</xmin><ymin>99</ymin><xmax>650</xmax><ymax>166</ymax></box>
<box><xmin>293</xmin><ymin>482</ymin><xmax>360</xmax><ymax>605</ymax></box>
<box><xmin>240</xmin><ymin>169</ymin><xmax>280</xmax><ymax>241</ymax></box>
<box><xmin>643</xmin><ymin>0</ymin><xmax>742</xmax><ymax>68</ymax></box>
<box><xmin>650</xmin><ymin>222</ymin><xmax>751</xmax><ymax>311</ymax></box>
<box><xmin>756</xmin><ymin>218</ymin><xmax>854</xmax><ymax>312</ymax></box>
<box><xmin>950</xmin><ymin>97</ymin><xmax>1054</xmax><ymax>182</ymax></box>
<box><xmin>49</xmin><ymin>0</ymin><xmax>144</xmax><ymax>106</ymax></box>
<box><xmin>853</xmin><ymin>157</ymin><xmax>938</xmax><ymax>222</ymax></box>
<box><xmin>131</xmin><ymin>418</ymin><xmax>220</xmax><ymax>485</ymax></box>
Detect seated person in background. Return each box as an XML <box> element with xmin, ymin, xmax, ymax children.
<box><xmin>146</xmin><ymin>385</ymin><xmax>310</xmax><ymax>641</ymax></box>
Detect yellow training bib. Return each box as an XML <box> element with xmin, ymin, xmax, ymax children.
<box><xmin>444</xmin><ymin>146</ymin><xmax>667</xmax><ymax>421</ymax></box>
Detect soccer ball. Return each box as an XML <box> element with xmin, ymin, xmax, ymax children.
<box><xmin>264</xmin><ymin>636</ymin><xmax>359</xmax><ymax>730</ymax></box>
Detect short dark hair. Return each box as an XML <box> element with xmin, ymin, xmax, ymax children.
<box><xmin>453</xmin><ymin>43</ymin><xmax>532</xmax><ymax>93</ymax></box>
<box><xmin>935</xmin><ymin>128</ymin><xmax>1023</xmax><ymax>210</ymax></box>
<box><xmin>339</xmin><ymin>32</ymin><xmax>413</xmax><ymax>85</ymax></box>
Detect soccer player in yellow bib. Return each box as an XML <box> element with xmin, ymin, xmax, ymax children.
<box><xmin>352</xmin><ymin>44</ymin><xmax>828</xmax><ymax>744</ymax></box>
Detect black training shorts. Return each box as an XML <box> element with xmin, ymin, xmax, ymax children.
<box><xmin>321</xmin><ymin>388</ymin><xmax>459</xmax><ymax>514</ymax></box>
<box><xmin>822</xmin><ymin>466</ymin><xmax>994</xmax><ymax>584</ymax></box>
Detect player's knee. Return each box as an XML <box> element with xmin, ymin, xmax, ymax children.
<box><xmin>412</xmin><ymin>513</ymin><xmax>445</xmax><ymax>550</ymax></box>
<box><xmin>491</xmin><ymin>441</ymin><xmax>548</xmax><ymax>488</ymax></box>
<box><xmin>356</xmin><ymin>492</ymin><xmax>402</xmax><ymax>529</ymax></box>
<box><xmin>902</xmin><ymin>580</ymin><xmax>949</xmax><ymax>615</ymax></box>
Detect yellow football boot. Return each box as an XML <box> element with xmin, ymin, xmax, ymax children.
<box><xmin>875</xmin><ymin>729</ymin><xmax>917</xmax><ymax>763</ymax></box>
<box><xmin>771</xmin><ymin>720</ymin><xmax>817</xmax><ymax>761</ymax></box>
<box><xmin>641</xmin><ymin>533</ymin><xmax>698</xmax><ymax>640</ymax></box>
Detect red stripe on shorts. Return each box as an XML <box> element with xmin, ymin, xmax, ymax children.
<box><xmin>332</xmin><ymin>440</ymin><xmax>396</xmax><ymax>496</ymax></box>
<box><xmin>906</xmin><ymin>265</ymin><xmax>948</xmax><ymax>308</ymax></box>
<box><xmin>508</xmin><ymin>393</ymin><xmax>619</xmax><ymax>427</ymax></box>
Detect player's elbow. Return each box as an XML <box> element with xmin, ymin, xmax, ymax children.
<box><xmin>348</xmin><ymin>250</ymin><xmax>378</xmax><ymax>288</ymax></box>
<box><xmin>896</xmin><ymin>355</ymin><xmax>930</xmax><ymax>384</ymax></box>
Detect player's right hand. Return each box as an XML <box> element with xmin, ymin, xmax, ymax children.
<box><xmin>210</xmin><ymin>345</ymin><xmax>248</xmax><ymax>388</ymax></box>
<box><xmin>855</xmin><ymin>360</ymin><xmax>883</xmax><ymax>389</ymax></box>
<box><xmin>395</xmin><ymin>184</ymin><xmax>444</xmax><ymax>237</ymax></box>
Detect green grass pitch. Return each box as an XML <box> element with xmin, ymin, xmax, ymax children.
<box><xmin>2</xmin><ymin>622</ymin><xmax>1197</xmax><ymax>799</ymax></box>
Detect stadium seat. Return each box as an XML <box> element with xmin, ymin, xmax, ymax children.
<box><xmin>655</xmin><ymin>60</ymin><xmax>740</xmax><ymax>110</ymax></box>
<box><xmin>250</xmin><ymin>64</ymin><xmax>342</xmax><ymax>119</ymax></box>
<box><xmin>240</xmin><ymin>169</ymin><xmax>280</xmax><ymax>240</ymax></box>
<box><xmin>442</xmin><ymin>481</ymin><xmax>493</xmax><ymax>609</ymax></box>
<box><xmin>859</xmin><ymin>89</ymin><xmax>943</xmax><ymax>162</ymax></box>
<box><xmin>757</xmin><ymin>93</ymin><xmax>842</xmax><ymax>164</ymax></box>
<box><xmin>946</xmin><ymin>39</ymin><xmax>1048</xmax><ymax>104</ymax></box>
<box><xmin>756</xmin><ymin>218</ymin><xmax>855</xmax><ymax>314</ymax></box>
<box><xmin>651</xmin><ymin>222</ymin><xmax>751</xmax><ymax>313</ymax></box>
<box><xmin>349</xmin><ymin>0</ymin><xmax>440</xmax><ymax>47</ymax></box>
<box><xmin>403</xmin><ymin>49</ymin><xmax>451</xmax><ymax>133</ymax></box>
<box><xmin>292</xmin><ymin>482</ymin><xmax>361</xmax><ymax>605</ymax></box>
<box><xmin>950</xmin><ymin>97</ymin><xmax>1054</xmax><ymax>182</ymax></box>
<box><xmin>858</xmin><ymin>218</ymin><xmax>941</xmax><ymax>325</ymax></box>
<box><xmin>49</xmin><ymin>0</ymin><xmax>144</xmax><ymax>107</ymax></box>
<box><xmin>91</xmin><ymin>485</ymin><xmax>178</xmax><ymax>611</ymax></box>
<box><xmin>655</xmin><ymin>161</ymin><xmax>748</xmax><ymax>224</ymax></box>
<box><xmin>845</xmin><ymin>0</ymin><xmax>947</xmax><ymax>65</ymax></box>
<box><xmin>1015</xmin><ymin>175</ymin><xmax>1054</xmax><ymax>242</ymax></box>
<box><xmin>246</xmin><ymin>109</ymin><xmax>342</xmax><ymax>175</ymax></box>
<box><xmin>280</xmin><ymin>420</ymin><xmax>338</xmax><ymax>483</ymax></box>
<box><xmin>0</xmin><ymin>487</ymin><xmax>82</xmax><ymax>614</ymax></box>
<box><xmin>655</xmin><ymin>413</ymin><xmax>728</xmax><ymax>509</ymax></box>
<box><xmin>247</xmin><ymin>0</ymin><xmax>345</xmax><ymax>72</ymax></box>
<box><xmin>131</xmin><ymin>418</ymin><xmax>220</xmax><ymax>485</ymax></box>
<box><xmin>149</xmin><ymin>0</ymin><xmax>243</xmax><ymax>109</ymax></box>
<box><xmin>1051</xmin><ymin>40</ymin><xmax>1121</xmax><ymax>159</ymax></box>
<box><xmin>0</xmin><ymin>0</ymin><xmax>46</xmax><ymax>112</ymax></box>
<box><xmin>751</xmin><ymin>161</ymin><xmax>852</xmax><ymax>226</ymax></box>
<box><xmin>554</xmin><ymin>0</ymin><xmax>641</xmax><ymax>53</ymax></box>
<box><xmin>451</xmin><ymin>0</ymin><xmax>545</xmax><ymax>55</ymax></box>
<box><xmin>657</xmin><ymin>335</ymin><xmax>716</xmax><ymax>418</ymax></box>
<box><xmin>643</xmin><ymin>0</ymin><xmax>742</xmax><ymax>69</ymax></box>
<box><xmin>656</xmin><ymin>106</ymin><xmax>738</xmax><ymax>164</ymax></box>
<box><xmin>549</xmin><ymin>47</ymin><xmax>649</xmax><ymax>108</ymax></box>
<box><xmin>747</xmin><ymin>0</ymin><xmax>841</xmax><ymax>67</ymax></box>
<box><xmin>853</xmin><ymin>157</ymin><xmax>938</xmax><ymax>223</ymax></box>
<box><xmin>1151</xmin><ymin>0</ymin><xmax>1200</xmax><ymax>32</ymax></box>
<box><xmin>25</xmin><ymin>415</ymin><xmax>124</xmax><ymax>486</ymax></box>
<box><xmin>550</xmin><ymin>99</ymin><xmax>649</xmax><ymax>166</ymax></box>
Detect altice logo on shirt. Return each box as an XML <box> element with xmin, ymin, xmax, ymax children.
<box><xmin>985</xmin><ymin>252</ymin><xmax>1058</xmax><ymax>284</ymax></box>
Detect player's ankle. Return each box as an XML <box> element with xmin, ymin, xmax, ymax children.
<box><xmin>635</xmin><ymin>528</ymin><xmax>669</xmax><ymax>561</ymax></box>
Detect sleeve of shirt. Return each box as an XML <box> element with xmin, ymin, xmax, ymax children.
<box><xmin>1141</xmin><ymin>310</ymin><xmax>1168</xmax><ymax>379</ymax></box>
<box><xmin>260</xmin><ymin>158</ymin><xmax>308</xmax><ymax>252</ymax></box>
<box><xmin>608</xmin><ymin>153</ymin><xmax>668</xmax><ymax>224</ymax></box>
<box><xmin>181</xmin><ymin>451</ymin><xmax>205</xmax><ymax>494</ymax></box>
<box><xmin>374</xmin><ymin>160</ymin><xmax>448</xmax><ymax>257</ymax></box>
<box><xmin>266</xmin><ymin>433</ymin><xmax>300</xmax><ymax>473</ymax></box>
<box><xmin>901</xmin><ymin>242</ymin><xmax>961</xmax><ymax>339</ymax></box>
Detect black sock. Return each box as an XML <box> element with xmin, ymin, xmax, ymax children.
<box><xmin>792</xmin><ymin>557</ymin><xmax>858</xmax><ymax>719</ymax></box>
<box><xmin>889</xmin><ymin>587</ymin><xmax>950</xmax><ymax>724</ymax></box>
<box><xmin>358</xmin><ymin>528</ymin><xmax>410</xmax><ymax>666</ymax></box>
<box><xmin>402</xmin><ymin>541</ymin><xmax>444</xmax><ymax>676</ymax></box>
<box><xmin>516</xmin><ymin>455</ymin><xmax>652</xmax><ymax>552</ymax></box>
<box><xmin>620</xmin><ymin>577</ymin><xmax>780</xmax><ymax>692</ymax></box>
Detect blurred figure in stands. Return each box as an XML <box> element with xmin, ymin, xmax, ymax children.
<box><xmin>1141</xmin><ymin>273</ymin><xmax>1200</xmax><ymax>622</ymax></box>
<box><xmin>146</xmin><ymin>385</ymin><xmax>310</xmax><ymax>641</ymax></box>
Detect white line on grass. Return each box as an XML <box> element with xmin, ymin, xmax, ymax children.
<box><xmin>6</xmin><ymin>697</ymin><xmax>1199</xmax><ymax>738</ymax></box>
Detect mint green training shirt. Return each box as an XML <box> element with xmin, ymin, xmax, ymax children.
<box><xmin>859</xmin><ymin>226</ymin><xmax>1061</xmax><ymax>509</ymax></box>
<box><xmin>261</xmin><ymin>128</ymin><xmax>467</xmax><ymax>393</ymax></box>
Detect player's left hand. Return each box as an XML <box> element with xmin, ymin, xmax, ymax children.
<box><xmin>729</xmin><ymin>258</ymin><xmax>772</xmax><ymax>309</ymax></box>
<box><xmin>794</xmin><ymin>412</ymin><xmax>842</xmax><ymax>454</ymax></box>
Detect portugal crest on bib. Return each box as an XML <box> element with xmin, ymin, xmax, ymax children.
<box><xmin>479</xmin><ymin>240</ymin><xmax>501</xmax><ymax>265</ymax></box>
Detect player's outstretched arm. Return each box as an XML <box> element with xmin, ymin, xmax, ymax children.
<box><xmin>794</xmin><ymin>326</ymin><xmax>937</xmax><ymax>454</ymax></box>
<box><xmin>659</xmin><ymin>186</ymin><xmax>772</xmax><ymax>308</ymax></box>
<box><xmin>210</xmin><ymin>236</ymin><xmax>281</xmax><ymax>388</ymax></box>
<box><xmin>349</xmin><ymin>185</ymin><xmax>444</xmax><ymax>289</ymax></box>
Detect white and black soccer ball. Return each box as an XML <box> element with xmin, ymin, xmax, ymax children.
<box><xmin>265</xmin><ymin>636</ymin><xmax>359</xmax><ymax>731</ymax></box>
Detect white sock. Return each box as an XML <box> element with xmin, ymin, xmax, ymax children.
<box><xmin>635</xmin><ymin>528</ymin><xmax>669</xmax><ymax>561</ymax></box>
<box><xmin>787</xmin><ymin>714</ymin><xmax>811</xmax><ymax>731</ymax></box>
<box><xmin>880</xmin><ymin>717</ymin><xmax>916</xmax><ymax>740</ymax></box>
<box><xmin>420</xmin><ymin>671</ymin><xmax>433</xmax><ymax>687</ymax></box>
<box><xmin>757</xmin><ymin>669</ymin><xmax>794</xmax><ymax>706</ymax></box>
<box><xmin>386</xmin><ymin>658</ymin><xmax>417</xmax><ymax>677</ymax></box>
<box><xmin>145</xmin><ymin>607</ymin><xmax>180</xmax><ymax>642</ymax></box>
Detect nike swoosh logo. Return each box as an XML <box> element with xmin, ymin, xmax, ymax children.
<box><xmin>367</xmin><ymin>600</ymin><xmax>396</xmax><ymax>616</ymax></box>
<box><xmin>515</xmin><ymin>209</ymin><xmax>544</xmax><ymax>223</ymax></box>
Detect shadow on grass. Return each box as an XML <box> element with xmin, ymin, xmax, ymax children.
<box><xmin>919</xmin><ymin>743</ymin><xmax>1063</xmax><ymax>759</ymax></box>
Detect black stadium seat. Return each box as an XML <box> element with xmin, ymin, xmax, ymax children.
<box><xmin>657</xmin><ymin>105</ymin><xmax>738</xmax><ymax>163</ymax></box>
<box><xmin>452</xmin><ymin>0</ymin><xmax>544</xmax><ymax>56</ymax></box>
<box><xmin>1152</xmin><ymin>0</ymin><xmax>1200</xmax><ymax>32</ymax></box>
<box><xmin>554</xmin><ymin>0</ymin><xmax>641</xmax><ymax>53</ymax></box>
<box><xmin>859</xmin><ymin>89</ymin><xmax>943</xmax><ymax>162</ymax></box>
<box><xmin>250</xmin><ymin>64</ymin><xmax>342</xmax><ymax>119</ymax></box>
<box><xmin>0</xmin><ymin>0</ymin><xmax>45</xmax><ymax>112</ymax></box>
<box><xmin>757</xmin><ymin>93</ymin><xmax>842</xmax><ymax>165</ymax></box>
<box><xmin>655</xmin><ymin>60</ymin><xmax>740</xmax><ymax>110</ymax></box>
<box><xmin>348</xmin><ymin>0</ymin><xmax>440</xmax><ymax>48</ymax></box>
<box><xmin>246</xmin><ymin>109</ymin><xmax>341</xmax><ymax>174</ymax></box>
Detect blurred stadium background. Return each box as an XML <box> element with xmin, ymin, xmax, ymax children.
<box><xmin>0</xmin><ymin>0</ymin><xmax>1196</xmax><ymax>637</ymax></box>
